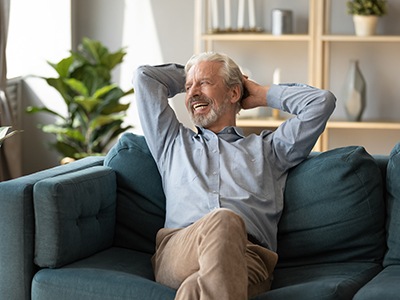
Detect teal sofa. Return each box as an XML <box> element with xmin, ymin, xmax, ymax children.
<box><xmin>1</xmin><ymin>132</ymin><xmax>399</xmax><ymax>300</ymax></box>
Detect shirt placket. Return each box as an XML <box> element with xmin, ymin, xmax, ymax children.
<box><xmin>207</xmin><ymin>134</ymin><xmax>220</xmax><ymax>211</ymax></box>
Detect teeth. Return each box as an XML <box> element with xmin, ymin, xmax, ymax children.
<box><xmin>193</xmin><ymin>103</ymin><xmax>207</xmax><ymax>110</ymax></box>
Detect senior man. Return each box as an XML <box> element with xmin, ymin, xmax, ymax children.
<box><xmin>133</xmin><ymin>52</ymin><xmax>336</xmax><ymax>299</ymax></box>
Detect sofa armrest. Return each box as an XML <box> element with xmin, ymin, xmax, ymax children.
<box><xmin>0</xmin><ymin>156</ymin><xmax>104</xmax><ymax>300</ymax></box>
<box><xmin>33</xmin><ymin>166</ymin><xmax>116</xmax><ymax>268</ymax></box>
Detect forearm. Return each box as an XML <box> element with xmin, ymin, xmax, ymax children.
<box><xmin>267</xmin><ymin>83</ymin><xmax>336</xmax><ymax>118</ymax></box>
<box><xmin>268</xmin><ymin>83</ymin><xmax>336</xmax><ymax>170</ymax></box>
<box><xmin>133</xmin><ymin>64</ymin><xmax>186</xmax><ymax>99</ymax></box>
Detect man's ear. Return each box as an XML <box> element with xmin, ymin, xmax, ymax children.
<box><xmin>230</xmin><ymin>84</ymin><xmax>241</xmax><ymax>104</ymax></box>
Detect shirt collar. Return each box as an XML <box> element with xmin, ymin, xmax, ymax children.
<box><xmin>195</xmin><ymin>126</ymin><xmax>245</xmax><ymax>141</ymax></box>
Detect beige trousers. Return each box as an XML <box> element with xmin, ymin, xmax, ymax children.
<box><xmin>152</xmin><ymin>208</ymin><xmax>278</xmax><ymax>300</ymax></box>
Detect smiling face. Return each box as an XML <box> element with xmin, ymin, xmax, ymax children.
<box><xmin>185</xmin><ymin>61</ymin><xmax>240</xmax><ymax>133</ymax></box>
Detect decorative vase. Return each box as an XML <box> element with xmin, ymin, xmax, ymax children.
<box><xmin>342</xmin><ymin>60</ymin><xmax>366</xmax><ymax>122</ymax></box>
<box><xmin>352</xmin><ymin>15</ymin><xmax>378</xmax><ymax>36</ymax></box>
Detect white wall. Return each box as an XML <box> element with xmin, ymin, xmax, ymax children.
<box><xmin>7</xmin><ymin>0</ymin><xmax>72</xmax><ymax>174</ymax></box>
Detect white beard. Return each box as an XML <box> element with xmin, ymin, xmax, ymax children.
<box><xmin>188</xmin><ymin>96</ymin><xmax>230</xmax><ymax>128</ymax></box>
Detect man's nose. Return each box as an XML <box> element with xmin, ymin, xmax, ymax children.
<box><xmin>188</xmin><ymin>83</ymin><xmax>201</xmax><ymax>98</ymax></box>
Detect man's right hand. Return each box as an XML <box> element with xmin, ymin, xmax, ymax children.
<box><xmin>241</xmin><ymin>77</ymin><xmax>270</xmax><ymax>110</ymax></box>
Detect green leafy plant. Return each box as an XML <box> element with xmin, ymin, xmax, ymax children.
<box><xmin>347</xmin><ymin>0</ymin><xmax>387</xmax><ymax>16</ymax></box>
<box><xmin>0</xmin><ymin>126</ymin><xmax>21</xmax><ymax>147</ymax></box>
<box><xmin>26</xmin><ymin>37</ymin><xmax>133</xmax><ymax>159</ymax></box>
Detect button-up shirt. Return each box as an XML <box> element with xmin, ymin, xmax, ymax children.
<box><xmin>133</xmin><ymin>63</ymin><xmax>336</xmax><ymax>251</ymax></box>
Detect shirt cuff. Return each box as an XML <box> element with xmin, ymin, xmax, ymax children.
<box><xmin>266</xmin><ymin>84</ymin><xmax>284</xmax><ymax>110</ymax></box>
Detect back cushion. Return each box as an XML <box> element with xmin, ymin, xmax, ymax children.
<box><xmin>384</xmin><ymin>142</ymin><xmax>400</xmax><ymax>266</ymax></box>
<box><xmin>277</xmin><ymin>146</ymin><xmax>386</xmax><ymax>267</ymax></box>
<box><xmin>104</xmin><ymin>133</ymin><xmax>166</xmax><ymax>254</ymax></box>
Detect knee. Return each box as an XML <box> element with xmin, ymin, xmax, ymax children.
<box><xmin>207</xmin><ymin>208</ymin><xmax>247</xmax><ymax>236</ymax></box>
<box><xmin>209</xmin><ymin>208</ymin><xmax>241</xmax><ymax>220</ymax></box>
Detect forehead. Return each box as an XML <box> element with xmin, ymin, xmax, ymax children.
<box><xmin>186</xmin><ymin>61</ymin><xmax>222</xmax><ymax>81</ymax></box>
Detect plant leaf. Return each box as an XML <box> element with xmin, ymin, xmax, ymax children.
<box><xmin>103</xmin><ymin>50</ymin><xmax>126</xmax><ymax>70</ymax></box>
<box><xmin>89</xmin><ymin>114</ymin><xmax>124</xmax><ymax>130</ymax></box>
<box><xmin>101</xmin><ymin>103</ymin><xmax>130</xmax><ymax>115</ymax></box>
<box><xmin>74</xmin><ymin>96</ymin><xmax>100</xmax><ymax>113</ymax></box>
<box><xmin>81</xmin><ymin>37</ymin><xmax>103</xmax><ymax>64</ymax></box>
<box><xmin>42</xmin><ymin>124</ymin><xmax>85</xmax><ymax>142</ymax></box>
<box><xmin>52</xmin><ymin>141</ymin><xmax>82</xmax><ymax>159</ymax></box>
<box><xmin>0</xmin><ymin>126</ymin><xmax>11</xmax><ymax>139</ymax></box>
<box><xmin>93</xmin><ymin>123</ymin><xmax>132</xmax><ymax>151</ymax></box>
<box><xmin>97</xmin><ymin>87</ymin><xmax>132</xmax><ymax>114</ymax></box>
<box><xmin>92</xmin><ymin>84</ymin><xmax>118</xmax><ymax>99</ymax></box>
<box><xmin>46</xmin><ymin>77</ymin><xmax>73</xmax><ymax>104</ymax></box>
<box><xmin>48</xmin><ymin>56</ymin><xmax>75</xmax><ymax>77</ymax></box>
<box><xmin>64</xmin><ymin>78</ymin><xmax>89</xmax><ymax>97</ymax></box>
<box><xmin>26</xmin><ymin>106</ymin><xmax>66</xmax><ymax>120</ymax></box>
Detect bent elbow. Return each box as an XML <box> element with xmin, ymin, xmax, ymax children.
<box><xmin>321</xmin><ymin>90</ymin><xmax>337</xmax><ymax>116</ymax></box>
<box><xmin>132</xmin><ymin>65</ymin><xmax>150</xmax><ymax>86</ymax></box>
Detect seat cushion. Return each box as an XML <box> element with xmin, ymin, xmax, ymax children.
<box><xmin>353</xmin><ymin>265</ymin><xmax>400</xmax><ymax>300</ymax></box>
<box><xmin>31</xmin><ymin>247</ymin><xmax>175</xmax><ymax>300</ymax></box>
<box><xmin>104</xmin><ymin>133</ymin><xmax>166</xmax><ymax>254</ymax></box>
<box><xmin>252</xmin><ymin>262</ymin><xmax>382</xmax><ymax>300</ymax></box>
<box><xmin>278</xmin><ymin>146</ymin><xmax>385</xmax><ymax>267</ymax></box>
<box><xmin>384</xmin><ymin>142</ymin><xmax>400</xmax><ymax>266</ymax></box>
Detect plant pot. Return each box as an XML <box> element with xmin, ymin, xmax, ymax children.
<box><xmin>352</xmin><ymin>15</ymin><xmax>378</xmax><ymax>36</ymax></box>
<box><xmin>60</xmin><ymin>157</ymin><xmax>76</xmax><ymax>165</ymax></box>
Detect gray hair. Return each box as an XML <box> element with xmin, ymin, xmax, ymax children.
<box><xmin>185</xmin><ymin>52</ymin><xmax>244</xmax><ymax>112</ymax></box>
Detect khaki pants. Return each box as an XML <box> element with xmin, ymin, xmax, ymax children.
<box><xmin>152</xmin><ymin>208</ymin><xmax>278</xmax><ymax>300</ymax></box>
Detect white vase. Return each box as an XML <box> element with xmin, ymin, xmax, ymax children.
<box><xmin>342</xmin><ymin>60</ymin><xmax>366</xmax><ymax>122</ymax></box>
<box><xmin>353</xmin><ymin>15</ymin><xmax>378</xmax><ymax>36</ymax></box>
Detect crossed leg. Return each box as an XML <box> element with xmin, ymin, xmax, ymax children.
<box><xmin>152</xmin><ymin>208</ymin><xmax>278</xmax><ymax>300</ymax></box>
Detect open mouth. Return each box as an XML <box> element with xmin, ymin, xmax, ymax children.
<box><xmin>193</xmin><ymin>102</ymin><xmax>209</xmax><ymax>111</ymax></box>
<box><xmin>191</xmin><ymin>101</ymin><xmax>210</xmax><ymax>113</ymax></box>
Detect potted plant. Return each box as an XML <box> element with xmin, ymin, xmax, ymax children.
<box><xmin>347</xmin><ymin>0</ymin><xmax>387</xmax><ymax>36</ymax></box>
<box><xmin>0</xmin><ymin>126</ymin><xmax>21</xmax><ymax>148</ymax></box>
<box><xmin>26</xmin><ymin>37</ymin><xmax>133</xmax><ymax>161</ymax></box>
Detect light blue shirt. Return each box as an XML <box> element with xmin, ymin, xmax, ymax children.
<box><xmin>133</xmin><ymin>63</ymin><xmax>336</xmax><ymax>251</ymax></box>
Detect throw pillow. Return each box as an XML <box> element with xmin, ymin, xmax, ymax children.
<box><xmin>277</xmin><ymin>146</ymin><xmax>386</xmax><ymax>267</ymax></box>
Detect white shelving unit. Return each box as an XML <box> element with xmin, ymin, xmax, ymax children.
<box><xmin>194</xmin><ymin>0</ymin><xmax>400</xmax><ymax>153</ymax></box>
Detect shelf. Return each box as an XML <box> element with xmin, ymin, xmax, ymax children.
<box><xmin>326</xmin><ymin>121</ymin><xmax>400</xmax><ymax>130</ymax></box>
<box><xmin>237</xmin><ymin>119</ymin><xmax>400</xmax><ymax>130</ymax></box>
<box><xmin>237</xmin><ymin>118</ymin><xmax>284</xmax><ymax>128</ymax></box>
<box><xmin>321</xmin><ymin>35</ymin><xmax>400</xmax><ymax>42</ymax></box>
<box><xmin>202</xmin><ymin>33</ymin><xmax>311</xmax><ymax>42</ymax></box>
<box><xmin>237</xmin><ymin>119</ymin><xmax>400</xmax><ymax>153</ymax></box>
